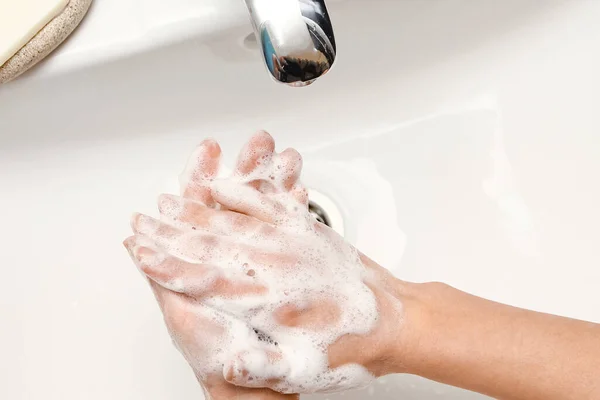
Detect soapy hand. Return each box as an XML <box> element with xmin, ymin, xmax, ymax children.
<box><xmin>126</xmin><ymin>131</ymin><xmax>407</xmax><ymax>395</ymax></box>
<box><xmin>125</xmin><ymin>134</ymin><xmax>300</xmax><ymax>400</ymax></box>
<box><xmin>125</xmin><ymin>132</ymin><xmax>600</xmax><ymax>400</ymax></box>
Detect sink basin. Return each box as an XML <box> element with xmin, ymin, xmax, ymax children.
<box><xmin>1</xmin><ymin>1</ymin><xmax>599</xmax><ymax>399</ymax></box>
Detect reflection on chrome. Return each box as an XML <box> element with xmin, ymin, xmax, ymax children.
<box><xmin>243</xmin><ymin>0</ymin><xmax>336</xmax><ymax>86</ymax></box>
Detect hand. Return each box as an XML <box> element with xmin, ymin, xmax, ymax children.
<box><xmin>125</xmin><ymin>134</ymin><xmax>300</xmax><ymax>400</ymax></box>
<box><xmin>127</xmin><ymin>132</ymin><xmax>411</xmax><ymax>394</ymax></box>
<box><xmin>126</xmin><ymin>131</ymin><xmax>600</xmax><ymax>400</ymax></box>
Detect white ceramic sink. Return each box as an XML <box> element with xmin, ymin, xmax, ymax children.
<box><xmin>1</xmin><ymin>1</ymin><xmax>599</xmax><ymax>399</ymax></box>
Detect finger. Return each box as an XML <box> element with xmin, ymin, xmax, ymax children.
<box><xmin>275</xmin><ymin>148</ymin><xmax>303</xmax><ymax>191</ymax></box>
<box><xmin>290</xmin><ymin>184</ymin><xmax>309</xmax><ymax>207</ymax></box>
<box><xmin>146</xmin><ymin>278</ymin><xmax>188</xmax><ymax>322</ymax></box>
<box><xmin>158</xmin><ymin>194</ymin><xmax>266</xmax><ymax>235</ymax></box>
<box><xmin>235</xmin><ymin>131</ymin><xmax>276</xmax><ymax>176</ymax></box>
<box><xmin>145</xmin><ymin>279</ymin><xmax>230</xmax><ymax>370</ymax></box>
<box><xmin>125</xmin><ymin>235</ymin><xmax>217</xmax><ymax>294</ymax></box>
<box><xmin>180</xmin><ymin>139</ymin><xmax>222</xmax><ymax>206</ymax></box>
<box><xmin>224</xmin><ymin>347</ymin><xmax>291</xmax><ymax>392</ymax></box>
<box><xmin>158</xmin><ymin>193</ymin><xmax>211</xmax><ymax>228</ymax></box>
<box><xmin>124</xmin><ymin>236</ymin><xmax>266</xmax><ymax>298</ymax></box>
<box><xmin>131</xmin><ymin>212</ymin><xmax>185</xmax><ymax>245</ymax></box>
<box><xmin>245</xmin><ymin>147</ymin><xmax>303</xmax><ymax>194</ymax></box>
<box><xmin>187</xmin><ymin>139</ymin><xmax>221</xmax><ymax>181</ymax></box>
<box><xmin>211</xmin><ymin>180</ymin><xmax>286</xmax><ymax>225</ymax></box>
<box><xmin>130</xmin><ymin>213</ymin><xmax>225</xmax><ymax>263</ymax></box>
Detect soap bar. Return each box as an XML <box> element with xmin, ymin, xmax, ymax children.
<box><xmin>0</xmin><ymin>0</ymin><xmax>69</xmax><ymax>66</ymax></box>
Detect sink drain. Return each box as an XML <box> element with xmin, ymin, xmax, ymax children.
<box><xmin>306</xmin><ymin>189</ymin><xmax>344</xmax><ymax>236</ymax></box>
<box><xmin>309</xmin><ymin>201</ymin><xmax>331</xmax><ymax>227</ymax></box>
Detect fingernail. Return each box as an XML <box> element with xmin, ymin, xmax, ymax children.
<box><xmin>198</xmin><ymin>138</ymin><xmax>221</xmax><ymax>157</ymax></box>
<box><xmin>123</xmin><ymin>236</ymin><xmax>146</xmax><ymax>268</ymax></box>
<box><xmin>255</xmin><ymin>130</ymin><xmax>272</xmax><ymax>139</ymax></box>
<box><xmin>135</xmin><ymin>246</ymin><xmax>158</xmax><ymax>265</ymax></box>
<box><xmin>131</xmin><ymin>213</ymin><xmax>159</xmax><ymax>236</ymax></box>
<box><xmin>252</xmin><ymin>130</ymin><xmax>275</xmax><ymax>149</ymax></box>
<box><xmin>224</xmin><ymin>353</ymin><xmax>248</xmax><ymax>383</ymax></box>
<box><xmin>224</xmin><ymin>364</ymin><xmax>235</xmax><ymax>382</ymax></box>
<box><xmin>123</xmin><ymin>236</ymin><xmax>136</xmax><ymax>256</ymax></box>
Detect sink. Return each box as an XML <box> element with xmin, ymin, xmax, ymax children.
<box><xmin>1</xmin><ymin>1</ymin><xmax>599</xmax><ymax>399</ymax></box>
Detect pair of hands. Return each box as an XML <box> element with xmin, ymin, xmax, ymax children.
<box><xmin>124</xmin><ymin>132</ymin><xmax>407</xmax><ymax>397</ymax></box>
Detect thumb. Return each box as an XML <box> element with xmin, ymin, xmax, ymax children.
<box><xmin>223</xmin><ymin>346</ymin><xmax>294</xmax><ymax>393</ymax></box>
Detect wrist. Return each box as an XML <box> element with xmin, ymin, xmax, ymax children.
<box><xmin>386</xmin><ymin>281</ymin><xmax>500</xmax><ymax>383</ymax></box>
<box><xmin>384</xmin><ymin>280</ymin><xmax>600</xmax><ymax>400</ymax></box>
<box><xmin>383</xmin><ymin>280</ymin><xmax>452</xmax><ymax>377</ymax></box>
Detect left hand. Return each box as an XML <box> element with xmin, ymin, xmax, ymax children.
<box><xmin>125</xmin><ymin>133</ymin><xmax>300</xmax><ymax>400</ymax></box>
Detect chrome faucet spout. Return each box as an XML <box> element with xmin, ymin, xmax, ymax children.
<box><xmin>243</xmin><ymin>0</ymin><xmax>336</xmax><ymax>87</ymax></box>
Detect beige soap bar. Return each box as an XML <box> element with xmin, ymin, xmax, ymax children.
<box><xmin>0</xmin><ymin>0</ymin><xmax>69</xmax><ymax>66</ymax></box>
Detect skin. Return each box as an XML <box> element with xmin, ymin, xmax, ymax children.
<box><xmin>395</xmin><ymin>282</ymin><xmax>600</xmax><ymax>400</ymax></box>
<box><xmin>125</xmin><ymin>131</ymin><xmax>600</xmax><ymax>400</ymax></box>
<box><xmin>126</xmin><ymin>133</ymin><xmax>298</xmax><ymax>400</ymax></box>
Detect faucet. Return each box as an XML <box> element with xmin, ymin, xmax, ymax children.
<box><xmin>243</xmin><ymin>0</ymin><xmax>336</xmax><ymax>87</ymax></box>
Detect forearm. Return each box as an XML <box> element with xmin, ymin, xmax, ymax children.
<box><xmin>396</xmin><ymin>282</ymin><xmax>600</xmax><ymax>400</ymax></box>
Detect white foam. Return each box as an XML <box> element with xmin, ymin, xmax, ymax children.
<box><xmin>150</xmin><ymin>146</ymin><xmax>385</xmax><ymax>393</ymax></box>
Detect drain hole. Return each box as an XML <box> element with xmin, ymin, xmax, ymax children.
<box><xmin>309</xmin><ymin>201</ymin><xmax>331</xmax><ymax>228</ymax></box>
